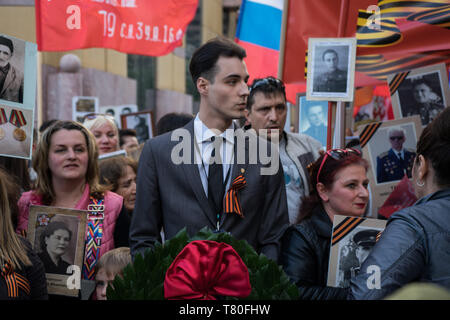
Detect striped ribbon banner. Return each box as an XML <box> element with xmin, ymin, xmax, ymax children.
<box><xmin>224</xmin><ymin>174</ymin><xmax>246</xmax><ymax>218</ymax></box>
<box><xmin>1</xmin><ymin>261</ymin><xmax>31</xmax><ymax>298</ymax></box>
<box><xmin>82</xmin><ymin>196</ymin><xmax>104</xmax><ymax>280</ymax></box>
<box><xmin>0</xmin><ymin>108</ymin><xmax>7</xmax><ymax>125</ymax></box>
<box><xmin>9</xmin><ymin>109</ymin><xmax>27</xmax><ymax>128</ymax></box>
<box><xmin>359</xmin><ymin>121</ymin><xmax>383</xmax><ymax>148</ymax></box>
<box><xmin>389</xmin><ymin>71</ymin><xmax>410</xmax><ymax>95</ymax></box>
<box><xmin>332</xmin><ymin>216</ymin><xmax>366</xmax><ymax>246</ymax></box>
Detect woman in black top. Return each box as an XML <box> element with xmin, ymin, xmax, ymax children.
<box><xmin>38</xmin><ymin>221</ymin><xmax>72</xmax><ymax>275</ymax></box>
<box><xmin>0</xmin><ymin>168</ymin><xmax>47</xmax><ymax>300</ymax></box>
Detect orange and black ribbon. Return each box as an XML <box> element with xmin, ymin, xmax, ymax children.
<box><xmin>1</xmin><ymin>261</ymin><xmax>31</xmax><ymax>298</ymax></box>
<box><xmin>224</xmin><ymin>175</ymin><xmax>246</xmax><ymax>218</ymax></box>
<box><xmin>0</xmin><ymin>108</ymin><xmax>7</xmax><ymax>125</ymax></box>
<box><xmin>389</xmin><ymin>71</ymin><xmax>410</xmax><ymax>96</ymax></box>
<box><xmin>359</xmin><ymin>121</ymin><xmax>383</xmax><ymax>148</ymax></box>
<box><xmin>332</xmin><ymin>217</ymin><xmax>366</xmax><ymax>246</ymax></box>
<box><xmin>9</xmin><ymin>109</ymin><xmax>27</xmax><ymax>128</ymax></box>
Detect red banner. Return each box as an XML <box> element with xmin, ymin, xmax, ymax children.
<box><xmin>35</xmin><ymin>0</ymin><xmax>198</xmax><ymax>56</ymax></box>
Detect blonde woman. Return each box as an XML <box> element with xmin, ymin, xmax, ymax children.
<box><xmin>16</xmin><ymin>121</ymin><xmax>126</xmax><ymax>282</ymax></box>
<box><xmin>83</xmin><ymin>113</ymin><xmax>120</xmax><ymax>155</ymax></box>
<box><xmin>0</xmin><ymin>168</ymin><xmax>47</xmax><ymax>299</ymax></box>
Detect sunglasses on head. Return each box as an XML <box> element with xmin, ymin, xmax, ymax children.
<box><xmin>82</xmin><ymin>113</ymin><xmax>115</xmax><ymax>122</ymax></box>
<box><xmin>316</xmin><ymin>148</ymin><xmax>362</xmax><ymax>184</ymax></box>
<box><xmin>249</xmin><ymin>77</ymin><xmax>285</xmax><ymax>92</ymax></box>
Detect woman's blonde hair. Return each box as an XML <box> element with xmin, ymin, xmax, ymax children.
<box><xmin>0</xmin><ymin>168</ymin><xmax>31</xmax><ymax>269</ymax></box>
<box><xmin>33</xmin><ymin>120</ymin><xmax>105</xmax><ymax>205</ymax></box>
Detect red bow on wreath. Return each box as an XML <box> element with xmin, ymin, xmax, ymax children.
<box><xmin>164</xmin><ymin>240</ymin><xmax>251</xmax><ymax>300</ymax></box>
<box><xmin>223</xmin><ymin>174</ymin><xmax>246</xmax><ymax>218</ymax></box>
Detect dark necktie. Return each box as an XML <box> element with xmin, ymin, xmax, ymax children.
<box><xmin>208</xmin><ymin>137</ymin><xmax>224</xmax><ymax>216</ymax></box>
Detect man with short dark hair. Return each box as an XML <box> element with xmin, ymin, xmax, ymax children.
<box><xmin>0</xmin><ymin>35</ymin><xmax>23</xmax><ymax>103</ymax></box>
<box><xmin>119</xmin><ymin>128</ymin><xmax>139</xmax><ymax>153</ymax></box>
<box><xmin>130</xmin><ymin>37</ymin><xmax>289</xmax><ymax>262</ymax></box>
<box><xmin>245</xmin><ymin>76</ymin><xmax>322</xmax><ymax>224</ymax></box>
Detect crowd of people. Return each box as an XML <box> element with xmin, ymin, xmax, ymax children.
<box><xmin>1</xmin><ymin>36</ymin><xmax>449</xmax><ymax>300</ymax></box>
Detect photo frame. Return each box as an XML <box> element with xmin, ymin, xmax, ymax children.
<box><xmin>327</xmin><ymin>215</ymin><xmax>387</xmax><ymax>288</ymax></box>
<box><xmin>120</xmin><ymin>110</ymin><xmax>155</xmax><ymax>144</ymax></box>
<box><xmin>0</xmin><ymin>34</ymin><xmax>37</xmax><ymax>160</ymax></box>
<box><xmin>388</xmin><ymin>63</ymin><xmax>450</xmax><ymax>127</ymax></box>
<box><xmin>356</xmin><ymin>116</ymin><xmax>422</xmax><ymax>215</ymax></box>
<box><xmin>72</xmin><ymin>96</ymin><xmax>99</xmax><ymax>123</ymax></box>
<box><xmin>306</xmin><ymin>37</ymin><xmax>356</xmax><ymax>102</ymax></box>
<box><xmin>99</xmin><ymin>104</ymin><xmax>138</xmax><ymax>129</ymax></box>
<box><xmin>297</xmin><ymin>93</ymin><xmax>329</xmax><ymax>148</ymax></box>
<box><xmin>27</xmin><ymin>205</ymin><xmax>87</xmax><ymax>297</ymax></box>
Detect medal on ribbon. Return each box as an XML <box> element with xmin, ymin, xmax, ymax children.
<box><xmin>0</xmin><ymin>108</ymin><xmax>7</xmax><ymax>140</ymax></box>
<box><xmin>9</xmin><ymin>109</ymin><xmax>27</xmax><ymax>142</ymax></box>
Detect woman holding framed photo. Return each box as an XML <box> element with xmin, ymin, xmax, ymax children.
<box><xmin>281</xmin><ymin>148</ymin><xmax>370</xmax><ymax>299</ymax></box>
<box><xmin>15</xmin><ymin>121</ymin><xmax>126</xmax><ymax>285</ymax></box>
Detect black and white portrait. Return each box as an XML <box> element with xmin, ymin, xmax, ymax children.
<box><xmin>0</xmin><ymin>34</ymin><xmax>25</xmax><ymax>104</ymax></box>
<box><xmin>99</xmin><ymin>104</ymin><xmax>138</xmax><ymax>129</ymax></box>
<box><xmin>121</xmin><ymin>110</ymin><xmax>154</xmax><ymax>144</ymax></box>
<box><xmin>298</xmin><ymin>95</ymin><xmax>328</xmax><ymax>147</ymax></box>
<box><xmin>72</xmin><ymin>96</ymin><xmax>99</xmax><ymax>122</ymax></box>
<box><xmin>307</xmin><ymin>38</ymin><xmax>356</xmax><ymax>102</ymax></box>
<box><xmin>389</xmin><ymin>63</ymin><xmax>450</xmax><ymax>127</ymax></box>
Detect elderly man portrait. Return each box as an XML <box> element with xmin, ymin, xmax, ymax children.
<box><xmin>376</xmin><ymin>127</ymin><xmax>416</xmax><ymax>184</ymax></box>
<box><xmin>313</xmin><ymin>48</ymin><xmax>347</xmax><ymax>93</ymax></box>
<box><xmin>0</xmin><ymin>35</ymin><xmax>24</xmax><ymax>103</ymax></box>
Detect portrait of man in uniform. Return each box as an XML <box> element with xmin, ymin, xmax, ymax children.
<box><xmin>376</xmin><ymin>126</ymin><xmax>416</xmax><ymax>184</ymax></box>
<box><xmin>313</xmin><ymin>48</ymin><xmax>348</xmax><ymax>93</ymax></box>
<box><xmin>0</xmin><ymin>35</ymin><xmax>24</xmax><ymax>104</ymax></box>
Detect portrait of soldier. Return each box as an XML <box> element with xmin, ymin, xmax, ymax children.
<box><xmin>376</xmin><ymin>127</ymin><xmax>416</xmax><ymax>184</ymax></box>
<box><xmin>0</xmin><ymin>35</ymin><xmax>24</xmax><ymax>103</ymax></box>
<box><xmin>401</xmin><ymin>78</ymin><xmax>445</xmax><ymax>126</ymax></box>
<box><xmin>313</xmin><ymin>48</ymin><xmax>347</xmax><ymax>93</ymax></box>
<box><xmin>302</xmin><ymin>104</ymin><xmax>327</xmax><ymax>146</ymax></box>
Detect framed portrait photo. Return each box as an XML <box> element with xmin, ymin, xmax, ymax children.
<box><xmin>356</xmin><ymin>116</ymin><xmax>422</xmax><ymax>215</ymax></box>
<box><xmin>72</xmin><ymin>96</ymin><xmax>99</xmax><ymax>123</ymax></box>
<box><xmin>306</xmin><ymin>37</ymin><xmax>356</xmax><ymax>102</ymax></box>
<box><xmin>27</xmin><ymin>205</ymin><xmax>87</xmax><ymax>297</ymax></box>
<box><xmin>297</xmin><ymin>93</ymin><xmax>329</xmax><ymax>148</ymax></box>
<box><xmin>0</xmin><ymin>34</ymin><xmax>37</xmax><ymax>109</ymax></box>
<box><xmin>388</xmin><ymin>63</ymin><xmax>450</xmax><ymax>127</ymax></box>
<box><xmin>120</xmin><ymin>110</ymin><xmax>155</xmax><ymax>144</ymax></box>
<box><xmin>327</xmin><ymin>215</ymin><xmax>386</xmax><ymax>288</ymax></box>
<box><xmin>99</xmin><ymin>104</ymin><xmax>138</xmax><ymax>129</ymax></box>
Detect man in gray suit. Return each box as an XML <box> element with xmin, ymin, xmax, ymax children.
<box><xmin>130</xmin><ymin>37</ymin><xmax>289</xmax><ymax>262</ymax></box>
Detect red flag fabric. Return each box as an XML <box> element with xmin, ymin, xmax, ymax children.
<box><xmin>164</xmin><ymin>240</ymin><xmax>251</xmax><ymax>300</ymax></box>
<box><xmin>378</xmin><ymin>174</ymin><xmax>417</xmax><ymax>219</ymax></box>
<box><xmin>35</xmin><ymin>0</ymin><xmax>198</xmax><ymax>56</ymax></box>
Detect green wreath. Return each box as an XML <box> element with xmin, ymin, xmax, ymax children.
<box><xmin>107</xmin><ymin>227</ymin><xmax>299</xmax><ymax>300</ymax></box>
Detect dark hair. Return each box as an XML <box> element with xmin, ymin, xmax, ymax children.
<box><xmin>39</xmin><ymin>119</ymin><xmax>58</xmax><ymax>133</ymax></box>
<box><xmin>189</xmin><ymin>36</ymin><xmax>246</xmax><ymax>85</ymax></box>
<box><xmin>416</xmin><ymin>107</ymin><xmax>450</xmax><ymax>187</ymax></box>
<box><xmin>119</xmin><ymin>128</ymin><xmax>137</xmax><ymax>147</ymax></box>
<box><xmin>247</xmin><ymin>77</ymin><xmax>286</xmax><ymax>111</ymax></box>
<box><xmin>40</xmin><ymin>221</ymin><xmax>72</xmax><ymax>252</ymax></box>
<box><xmin>322</xmin><ymin>49</ymin><xmax>338</xmax><ymax>61</ymax></box>
<box><xmin>0</xmin><ymin>36</ymin><xmax>14</xmax><ymax>54</ymax></box>
<box><xmin>297</xmin><ymin>153</ymin><xmax>368</xmax><ymax>223</ymax></box>
<box><xmin>99</xmin><ymin>156</ymin><xmax>138</xmax><ymax>192</ymax></box>
<box><xmin>156</xmin><ymin>112</ymin><xmax>193</xmax><ymax>136</ymax></box>
<box><xmin>412</xmin><ymin>78</ymin><xmax>433</xmax><ymax>91</ymax></box>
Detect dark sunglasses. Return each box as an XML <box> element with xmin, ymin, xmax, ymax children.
<box><xmin>82</xmin><ymin>113</ymin><xmax>115</xmax><ymax>122</ymax></box>
<box><xmin>389</xmin><ymin>136</ymin><xmax>404</xmax><ymax>141</ymax></box>
<box><xmin>249</xmin><ymin>77</ymin><xmax>285</xmax><ymax>92</ymax></box>
<box><xmin>316</xmin><ymin>148</ymin><xmax>362</xmax><ymax>184</ymax></box>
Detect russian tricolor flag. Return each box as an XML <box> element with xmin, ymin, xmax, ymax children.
<box><xmin>235</xmin><ymin>0</ymin><xmax>284</xmax><ymax>82</ymax></box>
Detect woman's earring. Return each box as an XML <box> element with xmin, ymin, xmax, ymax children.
<box><xmin>416</xmin><ymin>180</ymin><xmax>425</xmax><ymax>187</ymax></box>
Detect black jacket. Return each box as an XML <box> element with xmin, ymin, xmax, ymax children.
<box><xmin>281</xmin><ymin>205</ymin><xmax>348</xmax><ymax>300</ymax></box>
<box><xmin>349</xmin><ymin>188</ymin><xmax>450</xmax><ymax>299</ymax></box>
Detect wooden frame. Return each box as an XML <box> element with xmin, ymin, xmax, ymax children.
<box><xmin>306</xmin><ymin>37</ymin><xmax>356</xmax><ymax>102</ymax></box>
<box><xmin>388</xmin><ymin>63</ymin><xmax>450</xmax><ymax>127</ymax></box>
<box><xmin>120</xmin><ymin>110</ymin><xmax>155</xmax><ymax>143</ymax></box>
<box><xmin>27</xmin><ymin>205</ymin><xmax>87</xmax><ymax>297</ymax></box>
<box><xmin>327</xmin><ymin>215</ymin><xmax>387</xmax><ymax>288</ymax></box>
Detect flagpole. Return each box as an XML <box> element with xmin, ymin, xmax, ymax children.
<box><xmin>277</xmin><ymin>0</ymin><xmax>289</xmax><ymax>80</ymax></box>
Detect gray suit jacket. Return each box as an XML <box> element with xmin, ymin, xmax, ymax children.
<box><xmin>130</xmin><ymin>120</ymin><xmax>289</xmax><ymax>262</ymax></box>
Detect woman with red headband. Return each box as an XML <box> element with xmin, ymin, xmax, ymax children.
<box><xmin>281</xmin><ymin>148</ymin><xmax>369</xmax><ymax>300</ymax></box>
